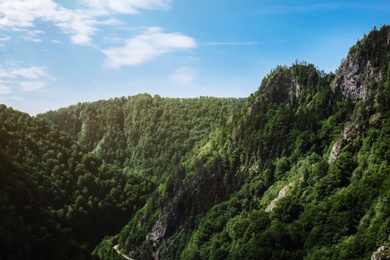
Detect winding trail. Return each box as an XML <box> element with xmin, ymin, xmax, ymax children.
<box><xmin>113</xmin><ymin>245</ymin><xmax>135</xmax><ymax>260</ymax></box>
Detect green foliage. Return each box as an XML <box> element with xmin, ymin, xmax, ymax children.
<box><xmin>0</xmin><ymin>105</ymin><xmax>154</xmax><ymax>259</ymax></box>
<box><xmin>3</xmin><ymin>25</ymin><xmax>390</xmax><ymax>260</ymax></box>
<box><xmin>109</xmin><ymin>26</ymin><xmax>390</xmax><ymax>260</ymax></box>
<box><xmin>38</xmin><ymin>95</ymin><xmax>243</xmax><ymax>181</ymax></box>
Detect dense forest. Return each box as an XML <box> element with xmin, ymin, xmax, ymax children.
<box><xmin>1</xmin><ymin>25</ymin><xmax>390</xmax><ymax>259</ymax></box>
<box><xmin>1</xmin><ymin>96</ymin><xmax>241</xmax><ymax>259</ymax></box>
<box><xmin>38</xmin><ymin>95</ymin><xmax>243</xmax><ymax>182</ymax></box>
<box><xmin>0</xmin><ymin>105</ymin><xmax>155</xmax><ymax>259</ymax></box>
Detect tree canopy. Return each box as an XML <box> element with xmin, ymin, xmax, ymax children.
<box><xmin>2</xmin><ymin>25</ymin><xmax>390</xmax><ymax>260</ymax></box>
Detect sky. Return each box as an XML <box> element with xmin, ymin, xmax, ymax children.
<box><xmin>0</xmin><ymin>0</ymin><xmax>389</xmax><ymax>115</ymax></box>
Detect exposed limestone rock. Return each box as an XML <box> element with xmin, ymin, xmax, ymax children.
<box><xmin>265</xmin><ymin>183</ymin><xmax>293</xmax><ymax>212</ymax></box>
<box><xmin>372</xmin><ymin>246</ymin><xmax>390</xmax><ymax>260</ymax></box>
<box><xmin>147</xmin><ymin>215</ymin><xmax>167</xmax><ymax>244</ymax></box>
<box><xmin>144</xmin><ymin>214</ymin><xmax>168</xmax><ymax>259</ymax></box>
<box><xmin>335</xmin><ymin>55</ymin><xmax>368</xmax><ymax>101</ymax></box>
<box><xmin>329</xmin><ymin>140</ymin><xmax>343</xmax><ymax>164</ymax></box>
<box><xmin>329</xmin><ymin>121</ymin><xmax>362</xmax><ymax>163</ymax></box>
<box><xmin>290</xmin><ymin>78</ymin><xmax>301</xmax><ymax>100</ymax></box>
<box><xmin>334</xmin><ymin>48</ymin><xmax>383</xmax><ymax>101</ymax></box>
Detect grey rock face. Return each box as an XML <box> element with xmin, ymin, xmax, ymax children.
<box><xmin>372</xmin><ymin>246</ymin><xmax>390</xmax><ymax>260</ymax></box>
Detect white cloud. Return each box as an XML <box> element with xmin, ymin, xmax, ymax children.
<box><xmin>0</xmin><ymin>0</ymin><xmax>94</xmax><ymax>44</ymax></box>
<box><xmin>53</xmin><ymin>11</ymin><xmax>98</xmax><ymax>45</ymax></box>
<box><xmin>0</xmin><ymin>36</ymin><xmax>11</xmax><ymax>41</ymax></box>
<box><xmin>0</xmin><ymin>0</ymin><xmax>59</xmax><ymax>28</ymax></box>
<box><xmin>170</xmin><ymin>66</ymin><xmax>197</xmax><ymax>85</ymax></box>
<box><xmin>20</xmin><ymin>81</ymin><xmax>45</xmax><ymax>92</ymax></box>
<box><xmin>0</xmin><ymin>65</ymin><xmax>47</xmax><ymax>79</ymax></box>
<box><xmin>103</xmin><ymin>27</ymin><xmax>196</xmax><ymax>68</ymax></box>
<box><xmin>0</xmin><ymin>84</ymin><xmax>11</xmax><ymax>94</ymax></box>
<box><xmin>0</xmin><ymin>64</ymin><xmax>50</xmax><ymax>93</ymax></box>
<box><xmin>82</xmin><ymin>0</ymin><xmax>171</xmax><ymax>14</ymax></box>
<box><xmin>22</xmin><ymin>29</ymin><xmax>45</xmax><ymax>42</ymax></box>
<box><xmin>0</xmin><ymin>0</ymin><xmax>172</xmax><ymax>45</ymax></box>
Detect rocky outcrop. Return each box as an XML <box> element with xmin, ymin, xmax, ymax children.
<box><xmin>334</xmin><ymin>55</ymin><xmax>371</xmax><ymax>101</ymax></box>
<box><xmin>334</xmin><ymin>26</ymin><xmax>389</xmax><ymax>102</ymax></box>
<box><xmin>372</xmin><ymin>246</ymin><xmax>390</xmax><ymax>260</ymax></box>
<box><xmin>329</xmin><ymin>121</ymin><xmax>362</xmax><ymax>163</ymax></box>
<box><xmin>290</xmin><ymin>78</ymin><xmax>301</xmax><ymax>100</ymax></box>
<box><xmin>145</xmin><ymin>214</ymin><xmax>168</xmax><ymax>260</ymax></box>
<box><xmin>265</xmin><ymin>183</ymin><xmax>293</xmax><ymax>212</ymax></box>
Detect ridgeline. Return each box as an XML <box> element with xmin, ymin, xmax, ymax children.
<box><xmin>1</xmin><ymin>25</ymin><xmax>390</xmax><ymax>259</ymax></box>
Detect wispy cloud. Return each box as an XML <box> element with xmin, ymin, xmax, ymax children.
<box><xmin>0</xmin><ymin>36</ymin><xmax>11</xmax><ymax>41</ymax></box>
<box><xmin>0</xmin><ymin>35</ymin><xmax>11</xmax><ymax>48</ymax></box>
<box><xmin>0</xmin><ymin>0</ymin><xmax>92</xmax><ymax>45</ymax></box>
<box><xmin>20</xmin><ymin>81</ymin><xmax>45</xmax><ymax>92</ymax></box>
<box><xmin>21</xmin><ymin>30</ymin><xmax>45</xmax><ymax>42</ymax></box>
<box><xmin>0</xmin><ymin>0</ymin><xmax>60</xmax><ymax>28</ymax></box>
<box><xmin>0</xmin><ymin>64</ymin><xmax>51</xmax><ymax>93</ymax></box>
<box><xmin>170</xmin><ymin>66</ymin><xmax>197</xmax><ymax>85</ymax></box>
<box><xmin>103</xmin><ymin>27</ymin><xmax>196</xmax><ymax>68</ymax></box>
<box><xmin>0</xmin><ymin>84</ymin><xmax>11</xmax><ymax>94</ymax></box>
<box><xmin>0</xmin><ymin>0</ymin><xmax>171</xmax><ymax>45</ymax></box>
<box><xmin>81</xmin><ymin>0</ymin><xmax>171</xmax><ymax>14</ymax></box>
<box><xmin>0</xmin><ymin>65</ymin><xmax>48</xmax><ymax>79</ymax></box>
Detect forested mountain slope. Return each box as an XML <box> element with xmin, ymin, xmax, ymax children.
<box><xmin>2</xmin><ymin>25</ymin><xmax>390</xmax><ymax>260</ymax></box>
<box><xmin>0</xmin><ymin>105</ymin><xmax>154</xmax><ymax>259</ymax></box>
<box><xmin>92</xmin><ymin>25</ymin><xmax>390</xmax><ymax>259</ymax></box>
<box><xmin>33</xmin><ymin>95</ymin><xmax>243</xmax><ymax>258</ymax></box>
<box><xmin>38</xmin><ymin>95</ymin><xmax>243</xmax><ymax>182</ymax></box>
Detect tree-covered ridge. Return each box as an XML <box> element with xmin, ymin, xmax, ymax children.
<box><xmin>38</xmin><ymin>94</ymin><xmax>243</xmax><ymax>181</ymax></box>
<box><xmin>95</xmin><ymin>25</ymin><xmax>390</xmax><ymax>259</ymax></box>
<box><xmin>103</xmin><ymin>61</ymin><xmax>343</xmax><ymax>260</ymax></box>
<box><xmin>2</xmin><ymin>25</ymin><xmax>390</xmax><ymax>260</ymax></box>
<box><xmin>0</xmin><ymin>105</ymin><xmax>154</xmax><ymax>259</ymax></box>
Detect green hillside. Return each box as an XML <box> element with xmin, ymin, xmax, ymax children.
<box><xmin>1</xmin><ymin>95</ymin><xmax>241</xmax><ymax>259</ymax></box>
<box><xmin>38</xmin><ymin>95</ymin><xmax>243</xmax><ymax>182</ymax></box>
<box><xmin>93</xmin><ymin>25</ymin><xmax>390</xmax><ymax>259</ymax></box>
<box><xmin>2</xmin><ymin>25</ymin><xmax>390</xmax><ymax>259</ymax></box>
<box><xmin>0</xmin><ymin>105</ymin><xmax>156</xmax><ymax>259</ymax></box>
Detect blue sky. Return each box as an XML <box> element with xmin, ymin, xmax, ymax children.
<box><xmin>0</xmin><ymin>0</ymin><xmax>389</xmax><ymax>115</ymax></box>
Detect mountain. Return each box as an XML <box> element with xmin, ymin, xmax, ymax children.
<box><xmin>90</xmin><ymin>25</ymin><xmax>390</xmax><ymax>259</ymax></box>
<box><xmin>0</xmin><ymin>105</ymin><xmax>156</xmax><ymax>259</ymax></box>
<box><xmin>2</xmin><ymin>25</ymin><xmax>390</xmax><ymax>259</ymax></box>
<box><xmin>1</xmin><ymin>95</ymin><xmax>242</xmax><ymax>259</ymax></box>
<box><xmin>37</xmin><ymin>95</ymin><xmax>243</xmax><ymax>182</ymax></box>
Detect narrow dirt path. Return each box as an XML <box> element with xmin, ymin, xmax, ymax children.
<box><xmin>113</xmin><ymin>245</ymin><xmax>135</xmax><ymax>260</ymax></box>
